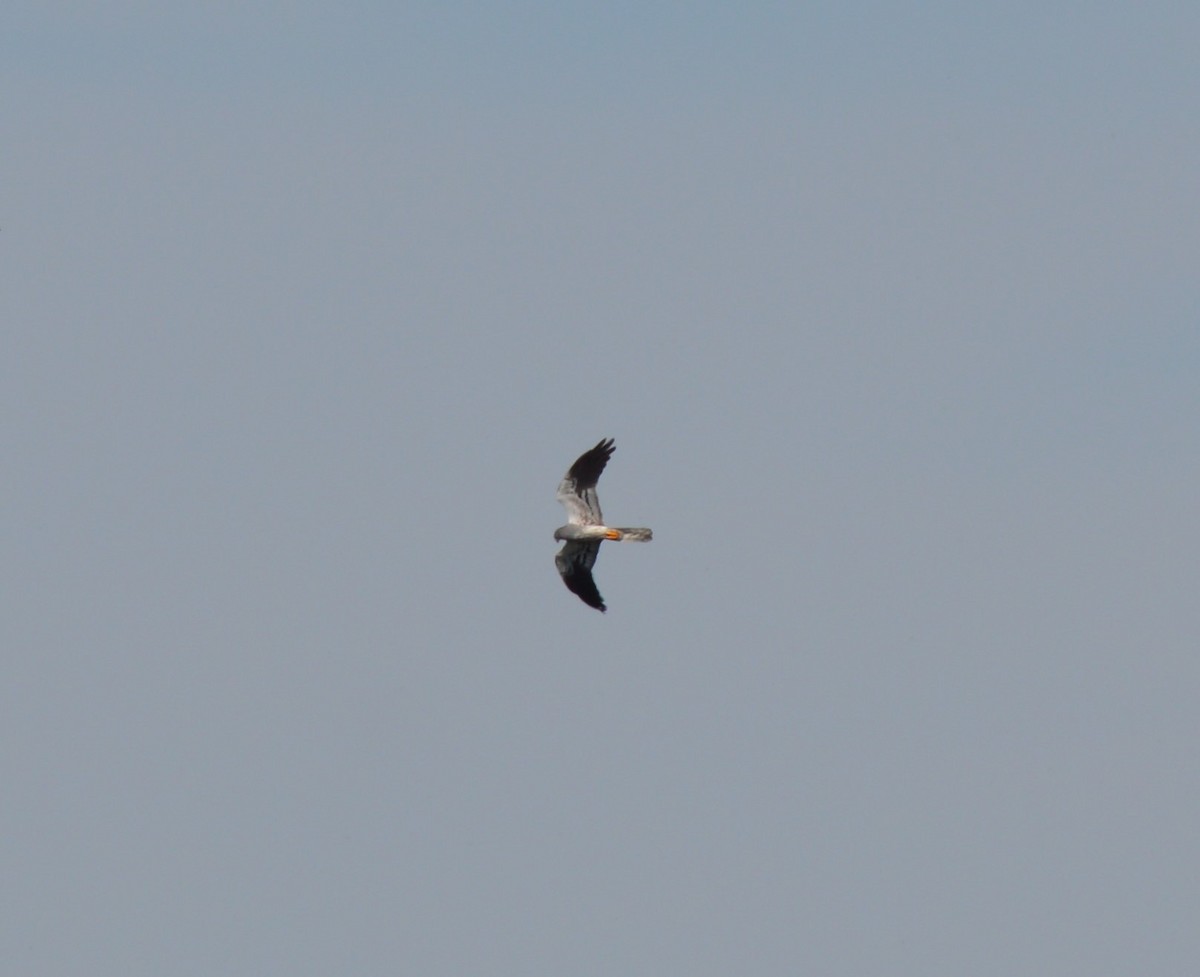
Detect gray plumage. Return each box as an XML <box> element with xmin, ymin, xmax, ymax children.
<box><xmin>554</xmin><ymin>438</ymin><xmax>653</xmax><ymax>611</ymax></box>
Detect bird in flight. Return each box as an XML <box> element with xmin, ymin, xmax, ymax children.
<box><xmin>554</xmin><ymin>438</ymin><xmax>652</xmax><ymax>612</ymax></box>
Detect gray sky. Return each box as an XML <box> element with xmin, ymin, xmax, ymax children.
<box><xmin>4</xmin><ymin>3</ymin><xmax>1199</xmax><ymax>974</ymax></box>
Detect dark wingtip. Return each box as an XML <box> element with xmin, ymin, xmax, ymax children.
<box><xmin>567</xmin><ymin>437</ymin><xmax>617</xmax><ymax>485</ymax></box>
<box><xmin>584</xmin><ymin>590</ymin><xmax>607</xmax><ymax>612</ymax></box>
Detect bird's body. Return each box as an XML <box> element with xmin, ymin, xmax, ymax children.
<box><xmin>554</xmin><ymin>438</ymin><xmax>652</xmax><ymax>612</ymax></box>
<box><xmin>554</xmin><ymin>524</ymin><xmax>621</xmax><ymax>541</ymax></box>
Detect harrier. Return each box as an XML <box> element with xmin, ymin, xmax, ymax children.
<box><xmin>554</xmin><ymin>438</ymin><xmax>652</xmax><ymax>612</ymax></box>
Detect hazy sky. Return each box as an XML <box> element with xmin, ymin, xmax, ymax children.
<box><xmin>4</xmin><ymin>4</ymin><xmax>1198</xmax><ymax>974</ymax></box>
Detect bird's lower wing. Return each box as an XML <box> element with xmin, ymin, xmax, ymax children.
<box><xmin>555</xmin><ymin>540</ymin><xmax>606</xmax><ymax>611</ymax></box>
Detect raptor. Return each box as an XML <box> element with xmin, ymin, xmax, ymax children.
<box><xmin>554</xmin><ymin>438</ymin><xmax>652</xmax><ymax>612</ymax></box>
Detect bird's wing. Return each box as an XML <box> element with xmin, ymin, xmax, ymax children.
<box><xmin>555</xmin><ymin>540</ymin><xmax>606</xmax><ymax>611</ymax></box>
<box><xmin>555</xmin><ymin>438</ymin><xmax>615</xmax><ymax>526</ymax></box>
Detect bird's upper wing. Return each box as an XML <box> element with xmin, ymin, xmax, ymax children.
<box><xmin>555</xmin><ymin>438</ymin><xmax>615</xmax><ymax>526</ymax></box>
<box><xmin>555</xmin><ymin>540</ymin><xmax>606</xmax><ymax>611</ymax></box>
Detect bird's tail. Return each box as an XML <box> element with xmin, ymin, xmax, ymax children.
<box><xmin>612</xmin><ymin>527</ymin><xmax>653</xmax><ymax>541</ymax></box>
